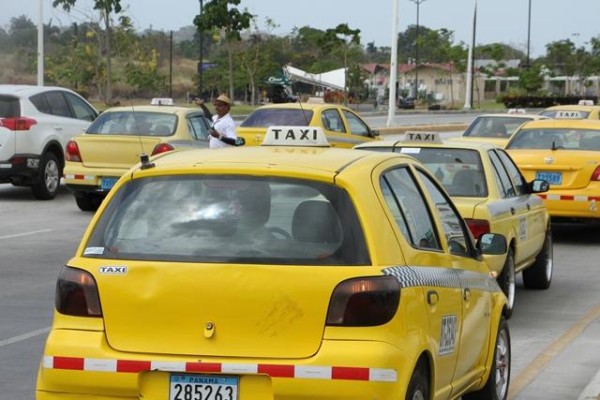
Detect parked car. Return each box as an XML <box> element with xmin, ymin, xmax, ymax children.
<box><xmin>0</xmin><ymin>84</ymin><xmax>98</xmax><ymax>199</ymax></box>
<box><xmin>355</xmin><ymin>131</ymin><xmax>553</xmax><ymax>316</ymax></box>
<box><xmin>37</xmin><ymin>127</ymin><xmax>511</xmax><ymax>400</ymax></box>
<box><xmin>506</xmin><ymin>118</ymin><xmax>600</xmax><ymax>222</ymax></box>
<box><xmin>237</xmin><ymin>102</ymin><xmax>380</xmax><ymax>147</ymax></box>
<box><xmin>397</xmin><ymin>96</ymin><xmax>416</xmax><ymax>109</ymax></box>
<box><xmin>63</xmin><ymin>99</ymin><xmax>212</xmax><ymax>211</ymax></box>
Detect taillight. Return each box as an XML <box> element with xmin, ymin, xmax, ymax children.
<box><xmin>55</xmin><ymin>266</ymin><xmax>102</xmax><ymax>317</ymax></box>
<box><xmin>65</xmin><ymin>140</ymin><xmax>82</xmax><ymax>162</ymax></box>
<box><xmin>465</xmin><ymin>218</ymin><xmax>491</xmax><ymax>239</ymax></box>
<box><xmin>0</xmin><ymin>116</ymin><xmax>37</xmax><ymax>131</ymax></box>
<box><xmin>151</xmin><ymin>143</ymin><xmax>175</xmax><ymax>156</ymax></box>
<box><xmin>326</xmin><ymin>276</ymin><xmax>400</xmax><ymax>326</ymax></box>
<box><xmin>591</xmin><ymin>165</ymin><xmax>600</xmax><ymax>181</ymax></box>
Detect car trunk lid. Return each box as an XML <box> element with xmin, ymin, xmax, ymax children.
<box><xmin>76</xmin><ymin>135</ymin><xmax>162</xmax><ymax>169</ymax></box>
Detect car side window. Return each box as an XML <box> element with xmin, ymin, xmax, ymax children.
<box><xmin>496</xmin><ymin>150</ymin><xmax>527</xmax><ymax>195</ymax></box>
<box><xmin>321</xmin><ymin>109</ymin><xmax>345</xmax><ymax>133</ymax></box>
<box><xmin>43</xmin><ymin>91</ymin><xmax>71</xmax><ymax>118</ymax></box>
<box><xmin>416</xmin><ymin>169</ymin><xmax>474</xmax><ymax>258</ymax></box>
<box><xmin>187</xmin><ymin>115</ymin><xmax>210</xmax><ymax>141</ymax></box>
<box><xmin>29</xmin><ymin>93</ymin><xmax>52</xmax><ymax>114</ymax></box>
<box><xmin>342</xmin><ymin>110</ymin><xmax>369</xmax><ymax>137</ymax></box>
<box><xmin>381</xmin><ymin>167</ymin><xmax>441</xmax><ymax>250</ymax></box>
<box><xmin>64</xmin><ymin>92</ymin><xmax>97</xmax><ymax>121</ymax></box>
<box><xmin>488</xmin><ymin>150</ymin><xmax>515</xmax><ymax>198</ymax></box>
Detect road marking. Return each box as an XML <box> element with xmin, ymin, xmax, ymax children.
<box><xmin>509</xmin><ymin>301</ymin><xmax>600</xmax><ymax>398</ymax></box>
<box><xmin>0</xmin><ymin>327</ymin><xmax>50</xmax><ymax>348</ymax></box>
<box><xmin>0</xmin><ymin>229</ymin><xmax>54</xmax><ymax>240</ymax></box>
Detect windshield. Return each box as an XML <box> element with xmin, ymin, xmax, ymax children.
<box><xmin>87</xmin><ymin>111</ymin><xmax>177</xmax><ymax>136</ymax></box>
<box><xmin>240</xmin><ymin>109</ymin><xmax>313</xmax><ymax>127</ymax></box>
<box><xmin>507</xmin><ymin>128</ymin><xmax>600</xmax><ymax>150</ymax></box>
<box><xmin>84</xmin><ymin>175</ymin><xmax>369</xmax><ymax>265</ymax></box>
<box><xmin>463</xmin><ymin>116</ymin><xmax>533</xmax><ymax>138</ymax></box>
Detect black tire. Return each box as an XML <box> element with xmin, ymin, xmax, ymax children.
<box><xmin>497</xmin><ymin>248</ymin><xmax>515</xmax><ymax>318</ymax></box>
<box><xmin>464</xmin><ymin>317</ymin><xmax>511</xmax><ymax>400</ymax></box>
<box><xmin>31</xmin><ymin>152</ymin><xmax>60</xmax><ymax>200</ymax></box>
<box><xmin>405</xmin><ymin>359</ymin><xmax>429</xmax><ymax>400</ymax></box>
<box><xmin>523</xmin><ymin>228</ymin><xmax>553</xmax><ymax>290</ymax></box>
<box><xmin>75</xmin><ymin>192</ymin><xmax>103</xmax><ymax>212</ymax></box>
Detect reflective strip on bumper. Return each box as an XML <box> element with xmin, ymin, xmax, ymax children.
<box><xmin>64</xmin><ymin>174</ymin><xmax>95</xmax><ymax>181</ymax></box>
<box><xmin>538</xmin><ymin>194</ymin><xmax>600</xmax><ymax>201</ymax></box>
<box><xmin>42</xmin><ymin>356</ymin><xmax>397</xmax><ymax>382</ymax></box>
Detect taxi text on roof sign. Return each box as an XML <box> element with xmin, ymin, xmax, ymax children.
<box><xmin>401</xmin><ymin>131</ymin><xmax>444</xmax><ymax>144</ymax></box>
<box><xmin>262</xmin><ymin>126</ymin><xmax>330</xmax><ymax>147</ymax></box>
<box><xmin>555</xmin><ymin>110</ymin><xmax>583</xmax><ymax>119</ymax></box>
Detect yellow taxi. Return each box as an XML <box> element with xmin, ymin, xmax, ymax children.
<box><xmin>506</xmin><ymin>118</ymin><xmax>600</xmax><ymax>221</ymax></box>
<box><xmin>38</xmin><ymin>127</ymin><xmax>511</xmax><ymax>400</ymax></box>
<box><xmin>236</xmin><ymin>102</ymin><xmax>380</xmax><ymax>147</ymax></box>
<box><xmin>355</xmin><ymin>132</ymin><xmax>553</xmax><ymax>317</ymax></box>
<box><xmin>457</xmin><ymin>109</ymin><xmax>548</xmax><ymax>147</ymax></box>
<box><xmin>539</xmin><ymin>100</ymin><xmax>600</xmax><ymax>120</ymax></box>
<box><xmin>64</xmin><ymin>98</ymin><xmax>212</xmax><ymax>211</ymax></box>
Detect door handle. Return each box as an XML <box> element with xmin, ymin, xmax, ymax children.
<box><xmin>427</xmin><ymin>290</ymin><xmax>439</xmax><ymax>305</ymax></box>
<box><xmin>527</xmin><ymin>203</ymin><xmax>531</xmax><ymax>210</ymax></box>
<box><xmin>463</xmin><ymin>288</ymin><xmax>471</xmax><ymax>301</ymax></box>
<box><xmin>510</xmin><ymin>207</ymin><xmax>516</xmax><ymax>215</ymax></box>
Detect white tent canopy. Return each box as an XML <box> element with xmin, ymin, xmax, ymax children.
<box><xmin>283</xmin><ymin>65</ymin><xmax>346</xmax><ymax>91</ymax></box>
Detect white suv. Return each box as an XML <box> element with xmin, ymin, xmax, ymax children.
<box><xmin>0</xmin><ymin>85</ymin><xmax>98</xmax><ymax>199</ymax></box>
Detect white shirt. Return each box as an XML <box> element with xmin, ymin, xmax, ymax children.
<box><xmin>209</xmin><ymin>113</ymin><xmax>237</xmax><ymax>149</ymax></box>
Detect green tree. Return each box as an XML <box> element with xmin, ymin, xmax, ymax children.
<box><xmin>53</xmin><ymin>0</ymin><xmax>124</xmax><ymax>103</ymax></box>
<box><xmin>194</xmin><ymin>0</ymin><xmax>252</xmax><ymax>102</ymax></box>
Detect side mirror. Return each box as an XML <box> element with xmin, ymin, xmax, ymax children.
<box><xmin>530</xmin><ymin>179</ymin><xmax>549</xmax><ymax>193</ymax></box>
<box><xmin>371</xmin><ymin>129</ymin><xmax>380</xmax><ymax>138</ymax></box>
<box><xmin>477</xmin><ymin>233</ymin><xmax>507</xmax><ymax>255</ymax></box>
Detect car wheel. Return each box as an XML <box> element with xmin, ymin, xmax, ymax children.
<box><xmin>523</xmin><ymin>228</ymin><xmax>553</xmax><ymax>290</ymax></box>
<box><xmin>405</xmin><ymin>359</ymin><xmax>429</xmax><ymax>400</ymax></box>
<box><xmin>31</xmin><ymin>153</ymin><xmax>60</xmax><ymax>200</ymax></box>
<box><xmin>75</xmin><ymin>192</ymin><xmax>103</xmax><ymax>212</ymax></box>
<box><xmin>464</xmin><ymin>317</ymin><xmax>511</xmax><ymax>400</ymax></box>
<box><xmin>497</xmin><ymin>247</ymin><xmax>515</xmax><ymax>318</ymax></box>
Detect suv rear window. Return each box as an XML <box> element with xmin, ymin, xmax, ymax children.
<box><xmin>85</xmin><ymin>176</ymin><xmax>369</xmax><ymax>265</ymax></box>
<box><xmin>240</xmin><ymin>109</ymin><xmax>313</xmax><ymax>127</ymax></box>
<box><xmin>0</xmin><ymin>96</ymin><xmax>20</xmax><ymax>118</ymax></box>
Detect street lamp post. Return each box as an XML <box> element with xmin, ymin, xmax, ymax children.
<box><xmin>198</xmin><ymin>0</ymin><xmax>204</xmax><ymax>97</ymax></box>
<box><xmin>410</xmin><ymin>0</ymin><xmax>426</xmax><ymax>100</ymax></box>
<box><xmin>526</xmin><ymin>0</ymin><xmax>531</xmax><ymax>69</ymax></box>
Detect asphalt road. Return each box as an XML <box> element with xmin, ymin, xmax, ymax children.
<box><xmin>1</xmin><ymin>112</ymin><xmax>599</xmax><ymax>399</ymax></box>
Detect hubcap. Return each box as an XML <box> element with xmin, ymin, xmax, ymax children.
<box><xmin>495</xmin><ymin>328</ymin><xmax>510</xmax><ymax>399</ymax></box>
<box><xmin>544</xmin><ymin>235</ymin><xmax>553</xmax><ymax>281</ymax></box>
<box><xmin>44</xmin><ymin>159</ymin><xmax>59</xmax><ymax>193</ymax></box>
<box><xmin>411</xmin><ymin>390</ymin><xmax>425</xmax><ymax>400</ymax></box>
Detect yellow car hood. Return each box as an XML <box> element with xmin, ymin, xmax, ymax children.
<box><xmin>87</xmin><ymin>259</ymin><xmax>361</xmax><ymax>358</ymax></box>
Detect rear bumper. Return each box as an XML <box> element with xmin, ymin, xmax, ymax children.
<box><xmin>539</xmin><ymin>191</ymin><xmax>600</xmax><ymax>219</ymax></box>
<box><xmin>63</xmin><ymin>163</ymin><xmax>127</xmax><ymax>195</ymax></box>
<box><xmin>0</xmin><ymin>154</ymin><xmax>41</xmax><ymax>184</ymax></box>
<box><xmin>37</xmin><ymin>329</ymin><xmax>409</xmax><ymax>400</ymax></box>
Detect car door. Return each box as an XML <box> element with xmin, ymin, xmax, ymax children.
<box><xmin>413</xmin><ymin>168</ymin><xmax>494</xmax><ymax>395</ymax></box>
<box><xmin>493</xmin><ymin>149</ymin><xmax>546</xmax><ymax>263</ymax></box>
<box><xmin>380</xmin><ymin>166</ymin><xmax>463</xmax><ymax>400</ymax></box>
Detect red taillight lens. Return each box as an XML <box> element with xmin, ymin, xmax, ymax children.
<box><xmin>591</xmin><ymin>166</ymin><xmax>600</xmax><ymax>181</ymax></box>
<box><xmin>65</xmin><ymin>140</ymin><xmax>82</xmax><ymax>162</ymax></box>
<box><xmin>326</xmin><ymin>276</ymin><xmax>400</xmax><ymax>327</ymax></box>
<box><xmin>465</xmin><ymin>218</ymin><xmax>491</xmax><ymax>239</ymax></box>
<box><xmin>0</xmin><ymin>117</ymin><xmax>37</xmax><ymax>131</ymax></box>
<box><xmin>55</xmin><ymin>266</ymin><xmax>102</xmax><ymax>317</ymax></box>
<box><xmin>151</xmin><ymin>143</ymin><xmax>175</xmax><ymax>156</ymax></box>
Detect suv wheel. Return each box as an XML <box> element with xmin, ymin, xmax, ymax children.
<box><xmin>31</xmin><ymin>153</ymin><xmax>60</xmax><ymax>200</ymax></box>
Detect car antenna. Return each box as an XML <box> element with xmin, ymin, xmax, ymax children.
<box><xmin>131</xmin><ymin>102</ymin><xmax>155</xmax><ymax>169</ymax></box>
<box><xmin>284</xmin><ymin>69</ymin><xmax>310</xmax><ymax>125</ymax></box>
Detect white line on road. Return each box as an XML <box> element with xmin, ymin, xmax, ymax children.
<box><xmin>0</xmin><ymin>229</ymin><xmax>54</xmax><ymax>240</ymax></box>
<box><xmin>0</xmin><ymin>327</ymin><xmax>50</xmax><ymax>348</ymax></box>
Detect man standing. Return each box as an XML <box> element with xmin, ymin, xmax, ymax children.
<box><xmin>208</xmin><ymin>94</ymin><xmax>238</xmax><ymax>148</ymax></box>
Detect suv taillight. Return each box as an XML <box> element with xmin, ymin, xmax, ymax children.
<box><xmin>151</xmin><ymin>143</ymin><xmax>175</xmax><ymax>156</ymax></box>
<box><xmin>326</xmin><ymin>276</ymin><xmax>400</xmax><ymax>326</ymax></box>
<box><xmin>66</xmin><ymin>140</ymin><xmax>82</xmax><ymax>162</ymax></box>
<box><xmin>465</xmin><ymin>218</ymin><xmax>490</xmax><ymax>239</ymax></box>
<box><xmin>55</xmin><ymin>266</ymin><xmax>102</xmax><ymax>317</ymax></box>
<box><xmin>0</xmin><ymin>117</ymin><xmax>37</xmax><ymax>131</ymax></box>
<box><xmin>591</xmin><ymin>165</ymin><xmax>600</xmax><ymax>181</ymax></box>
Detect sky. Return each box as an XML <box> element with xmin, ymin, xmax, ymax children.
<box><xmin>1</xmin><ymin>0</ymin><xmax>598</xmax><ymax>58</ymax></box>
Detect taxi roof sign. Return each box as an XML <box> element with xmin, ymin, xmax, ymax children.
<box><xmin>401</xmin><ymin>131</ymin><xmax>443</xmax><ymax>144</ymax></box>
<box><xmin>555</xmin><ymin>110</ymin><xmax>583</xmax><ymax>119</ymax></box>
<box><xmin>507</xmin><ymin>108</ymin><xmax>526</xmax><ymax>114</ymax></box>
<box><xmin>262</xmin><ymin>126</ymin><xmax>330</xmax><ymax>147</ymax></box>
<box><xmin>150</xmin><ymin>97</ymin><xmax>174</xmax><ymax>106</ymax></box>
<box><xmin>578</xmin><ymin>100</ymin><xmax>595</xmax><ymax>106</ymax></box>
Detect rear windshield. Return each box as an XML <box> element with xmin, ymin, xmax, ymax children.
<box><xmin>507</xmin><ymin>128</ymin><xmax>600</xmax><ymax>151</ymax></box>
<box><xmin>0</xmin><ymin>96</ymin><xmax>20</xmax><ymax>118</ymax></box>
<box><xmin>86</xmin><ymin>111</ymin><xmax>177</xmax><ymax>136</ymax></box>
<box><xmin>463</xmin><ymin>116</ymin><xmax>532</xmax><ymax>138</ymax></box>
<box><xmin>84</xmin><ymin>175</ymin><xmax>370</xmax><ymax>265</ymax></box>
<box><xmin>240</xmin><ymin>109</ymin><xmax>313</xmax><ymax>127</ymax></box>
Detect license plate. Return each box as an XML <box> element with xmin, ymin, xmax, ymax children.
<box><xmin>100</xmin><ymin>177</ymin><xmax>118</xmax><ymax>190</ymax></box>
<box><xmin>169</xmin><ymin>374</ymin><xmax>238</xmax><ymax>400</ymax></box>
<box><xmin>536</xmin><ymin>171</ymin><xmax>562</xmax><ymax>185</ymax></box>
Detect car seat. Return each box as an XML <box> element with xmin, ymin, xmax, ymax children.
<box><xmin>292</xmin><ymin>200</ymin><xmax>342</xmax><ymax>244</ymax></box>
<box><xmin>451</xmin><ymin>169</ymin><xmax>486</xmax><ymax>196</ymax></box>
